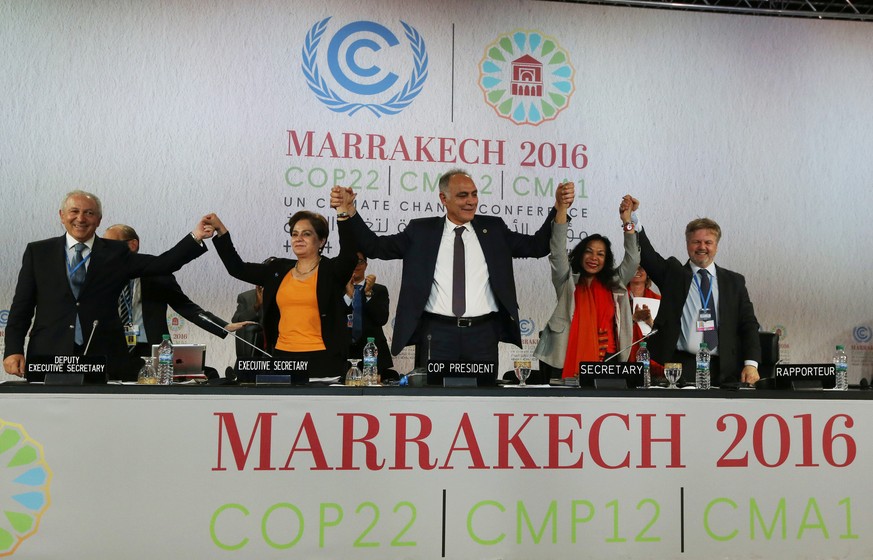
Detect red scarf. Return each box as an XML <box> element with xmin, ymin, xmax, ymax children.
<box><xmin>562</xmin><ymin>278</ymin><xmax>616</xmax><ymax>378</ymax></box>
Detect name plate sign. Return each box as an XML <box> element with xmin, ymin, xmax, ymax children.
<box><xmin>235</xmin><ymin>359</ymin><xmax>309</xmax><ymax>385</ymax></box>
<box><xmin>578</xmin><ymin>361</ymin><xmax>644</xmax><ymax>388</ymax></box>
<box><xmin>426</xmin><ymin>361</ymin><xmax>497</xmax><ymax>387</ymax></box>
<box><xmin>774</xmin><ymin>363</ymin><xmax>835</xmax><ymax>389</ymax></box>
<box><xmin>26</xmin><ymin>355</ymin><xmax>108</xmax><ymax>384</ymax></box>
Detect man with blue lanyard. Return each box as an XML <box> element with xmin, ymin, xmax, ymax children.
<box><xmin>633</xmin><ymin>210</ymin><xmax>761</xmax><ymax>386</ymax></box>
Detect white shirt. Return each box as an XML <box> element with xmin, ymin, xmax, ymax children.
<box><xmin>65</xmin><ymin>233</ymin><xmax>95</xmax><ymax>270</ymax></box>
<box><xmin>679</xmin><ymin>262</ymin><xmax>719</xmax><ymax>354</ymax></box>
<box><xmin>425</xmin><ymin>219</ymin><xmax>498</xmax><ymax>317</ymax></box>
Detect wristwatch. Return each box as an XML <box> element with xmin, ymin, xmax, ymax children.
<box><xmin>622</xmin><ymin>222</ymin><xmax>635</xmax><ymax>232</ymax></box>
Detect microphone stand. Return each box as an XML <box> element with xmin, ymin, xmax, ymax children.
<box><xmin>83</xmin><ymin>320</ymin><xmax>99</xmax><ymax>355</ymax></box>
<box><xmin>603</xmin><ymin>328</ymin><xmax>659</xmax><ymax>363</ymax></box>
<box><xmin>197</xmin><ymin>314</ymin><xmax>273</xmax><ymax>358</ymax></box>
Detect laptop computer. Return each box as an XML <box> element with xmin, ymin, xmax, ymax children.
<box><xmin>150</xmin><ymin>343</ymin><xmax>207</xmax><ymax>380</ymax></box>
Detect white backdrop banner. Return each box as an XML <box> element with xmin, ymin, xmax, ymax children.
<box><xmin>0</xmin><ymin>391</ymin><xmax>871</xmax><ymax>558</ymax></box>
<box><xmin>2</xmin><ymin>0</ymin><xmax>873</xmax><ymax>380</ymax></box>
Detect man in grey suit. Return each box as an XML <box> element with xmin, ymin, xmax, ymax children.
<box><xmin>635</xmin><ymin>205</ymin><xmax>761</xmax><ymax>386</ymax></box>
<box><xmin>3</xmin><ymin>190</ymin><xmax>214</xmax><ymax>378</ymax></box>
<box><xmin>330</xmin><ymin>170</ymin><xmax>575</xmax><ymax>365</ymax></box>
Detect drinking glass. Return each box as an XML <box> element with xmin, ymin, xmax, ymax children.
<box><xmin>664</xmin><ymin>362</ymin><xmax>682</xmax><ymax>389</ymax></box>
<box><xmin>514</xmin><ymin>366</ymin><xmax>531</xmax><ymax>387</ymax></box>
<box><xmin>346</xmin><ymin>359</ymin><xmax>362</xmax><ymax>387</ymax></box>
<box><xmin>137</xmin><ymin>357</ymin><xmax>158</xmax><ymax>385</ymax></box>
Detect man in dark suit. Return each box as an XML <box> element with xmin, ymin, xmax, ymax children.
<box><xmin>231</xmin><ymin>287</ymin><xmax>265</xmax><ymax>358</ymax></box>
<box><xmin>3</xmin><ymin>190</ymin><xmax>213</xmax><ymax>379</ymax></box>
<box><xmin>104</xmin><ymin>224</ymin><xmax>254</xmax><ymax>379</ymax></box>
<box><xmin>330</xmin><ymin>170</ymin><xmax>575</xmax><ymax>365</ymax></box>
<box><xmin>637</xmin><ymin>211</ymin><xmax>761</xmax><ymax>386</ymax></box>
<box><xmin>344</xmin><ymin>252</ymin><xmax>396</xmax><ymax>378</ymax></box>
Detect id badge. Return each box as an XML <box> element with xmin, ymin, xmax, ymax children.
<box><xmin>346</xmin><ymin>313</ymin><xmax>354</xmax><ymax>329</ymax></box>
<box><xmin>696</xmin><ymin>309</ymin><xmax>715</xmax><ymax>332</ymax></box>
<box><xmin>124</xmin><ymin>323</ymin><xmax>139</xmax><ymax>347</ymax></box>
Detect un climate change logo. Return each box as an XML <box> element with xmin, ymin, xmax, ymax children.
<box><xmin>854</xmin><ymin>325</ymin><xmax>872</xmax><ymax>344</ymax></box>
<box><xmin>519</xmin><ymin>319</ymin><xmax>536</xmax><ymax>337</ymax></box>
<box><xmin>479</xmin><ymin>30</ymin><xmax>575</xmax><ymax>126</ymax></box>
<box><xmin>302</xmin><ymin>18</ymin><xmax>428</xmax><ymax>117</ymax></box>
<box><xmin>0</xmin><ymin>420</ymin><xmax>52</xmax><ymax>557</ymax></box>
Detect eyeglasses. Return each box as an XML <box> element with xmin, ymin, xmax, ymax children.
<box><xmin>356</xmin><ymin>258</ymin><xmax>367</xmax><ymax>264</ymax></box>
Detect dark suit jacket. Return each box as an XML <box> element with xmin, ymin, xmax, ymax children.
<box><xmin>347</xmin><ymin>282</ymin><xmax>394</xmax><ymax>371</ymax></box>
<box><xmin>4</xmin><ymin>234</ymin><xmax>207</xmax><ymax>377</ymax></box>
<box><xmin>231</xmin><ymin>289</ymin><xmax>265</xmax><ymax>358</ymax></box>
<box><xmin>639</xmin><ymin>228</ymin><xmax>761</xmax><ymax>383</ymax></box>
<box><xmin>140</xmin><ymin>275</ymin><xmax>229</xmax><ymax>345</ymax></box>
<box><xmin>347</xmin><ymin>209</ymin><xmax>555</xmax><ymax>355</ymax></box>
<box><xmin>212</xmin><ymin>219</ymin><xmax>357</xmax><ymax>364</ymax></box>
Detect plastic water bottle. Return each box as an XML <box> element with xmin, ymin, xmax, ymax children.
<box><xmin>833</xmin><ymin>345</ymin><xmax>848</xmax><ymax>391</ymax></box>
<box><xmin>637</xmin><ymin>342</ymin><xmax>651</xmax><ymax>389</ymax></box>
<box><xmin>695</xmin><ymin>342</ymin><xmax>711</xmax><ymax>390</ymax></box>
<box><xmin>363</xmin><ymin>337</ymin><xmax>378</xmax><ymax>386</ymax></box>
<box><xmin>157</xmin><ymin>334</ymin><xmax>174</xmax><ymax>385</ymax></box>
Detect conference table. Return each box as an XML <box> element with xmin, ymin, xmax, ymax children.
<box><xmin>2</xmin><ymin>382</ymin><xmax>871</xmax><ymax>559</ymax></box>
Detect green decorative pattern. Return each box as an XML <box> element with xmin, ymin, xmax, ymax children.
<box><xmin>479</xmin><ymin>29</ymin><xmax>576</xmax><ymax>126</ymax></box>
<box><xmin>0</xmin><ymin>420</ymin><xmax>52</xmax><ymax>557</ymax></box>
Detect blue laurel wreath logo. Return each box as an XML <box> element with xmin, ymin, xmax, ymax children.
<box><xmin>302</xmin><ymin>18</ymin><xmax>428</xmax><ymax>117</ymax></box>
<box><xmin>853</xmin><ymin>325</ymin><xmax>871</xmax><ymax>344</ymax></box>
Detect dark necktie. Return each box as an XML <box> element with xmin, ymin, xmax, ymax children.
<box><xmin>452</xmin><ymin>226</ymin><xmax>466</xmax><ymax>318</ymax></box>
<box><xmin>352</xmin><ymin>284</ymin><xmax>364</xmax><ymax>342</ymax></box>
<box><xmin>118</xmin><ymin>281</ymin><xmax>133</xmax><ymax>325</ymax></box>
<box><xmin>69</xmin><ymin>243</ymin><xmax>86</xmax><ymax>298</ymax></box>
<box><xmin>69</xmin><ymin>243</ymin><xmax>86</xmax><ymax>345</ymax></box>
<box><xmin>698</xmin><ymin>269</ymin><xmax>718</xmax><ymax>350</ymax></box>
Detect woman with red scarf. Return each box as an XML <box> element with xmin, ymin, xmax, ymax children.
<box><xmin>534</xmin><ymin>195</ymin><xmax>640</xmax><ymax>383</ymax></box>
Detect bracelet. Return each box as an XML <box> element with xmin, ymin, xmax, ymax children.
<box><xmin>336</xmin><ymin>212</ymin><xmax>350</xmax><ymax>219</ymax></box>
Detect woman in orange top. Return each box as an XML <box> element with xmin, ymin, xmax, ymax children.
<box><xmin>206</xmin><ymin>210</ymin><xmax>357</xmax><ymax>376</ymax></box>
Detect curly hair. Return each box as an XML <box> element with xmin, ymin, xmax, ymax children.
<box><xmin>569</xmin><ymin>234</ymin><xmax>618</xmax><ymax>288</ymax></box>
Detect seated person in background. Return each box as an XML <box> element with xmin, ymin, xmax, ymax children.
<box><xmin>344</xmin><ymin>252</ymin><xmax>398</xmax><ymax>381</ymax></box>
<box><xmin>534</xmin><ymin>195</ymin><xmax>640</xmax><ymax>383</ymax></box>
<box><xmin>231</xmin><ymin>257</ymin><xmax>277</xmax><ymax>359</ymax></box>
<box><xmin>626</xmin><ymin>266</ymin><xmax>662</xmax><ymax>363</ymax></box>
<box><xmin>204</xmin><ymin>210</ymin><xmax>357</xmax><ymax>377</ymax></box>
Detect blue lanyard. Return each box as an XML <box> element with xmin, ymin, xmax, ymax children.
<box><xmin>67</xmin><ymin>251</ymin><xmax>91</xmax><ymax>276</ymax></box>
<box><xmin>692</xmin><ymin>270</ymin><xmax>713</xmax><ymax>310</ymax></box>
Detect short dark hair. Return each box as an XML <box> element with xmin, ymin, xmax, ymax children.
<box><xmin>288</xmin><ymin>211</ymin><xmax>329</xmax><ymax>242</ymax></box>
<box><xmin>569</xmin><ymin>234</ymin><xmax>617</xmax><ymax>288</ymax></box>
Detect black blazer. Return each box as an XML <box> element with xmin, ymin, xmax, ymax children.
<box><xmin>639</xmin><ymin>228</ymin><xmax>761</xmax><ymax>382</ymax></box>
<box><xmin>347</xmin><ymin>209</ymin><xmax>555</xmax><ymax>355</ymax></box>
<box><xmin>347</xmin><ymin>282</ymin><xmax>394</xmax><ymax>371</ymax></box>
<box><xmin>231</xmin><ymin>289</ymin><xmax>264</xmax><ymax>358</ymax></box>
<box><xmin>5</xmin><ymin>234</ymin><xmax>207</xmax><ymax>375</ymax></box>
<box><xmin>140</xmin><ymin>275</ymin><xmax>229</xmax><ymax>344</ymax></box>
<box><xmin>211</xmin><ymin>219</ymin><xmax>357</xmax><ymax>361</ymax></box>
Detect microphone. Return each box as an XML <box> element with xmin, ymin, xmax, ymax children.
<box><xmin>604</xmin><ymin>328</ymin><xmax>659</xmax><ymax>363</ymax></box>
<box><xmin>427</xmin><ymin>333</ymin><xmax>432</xmax><ymax>361</ymax></box>
<box><xmin>197</xmin><ymin>314</ymin><xmax>272</xmax><ymax>358</ymax></box>
<box><xmin>83</xmin><ymin>320</ymin><xmax>99</xmax><ymax>355</ymax></box>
